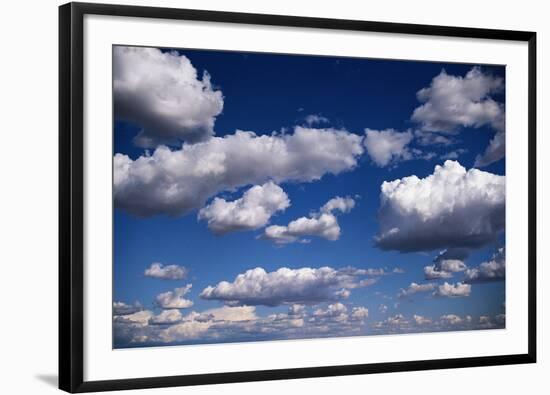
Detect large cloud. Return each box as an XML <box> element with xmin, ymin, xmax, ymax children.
<box><xmin>198</xmin><ymin>182</ymin><xmax>290</xmax><ymax>234</ymax></box>
<box><xmin>464</xmin><ymin>247</ymin><xmax>505</xmax><ymax>283</ymax></box>
<box><xmin>144</xmin><ymin>262</ymin><xmax>189</xmax><ymax>280</ymax></box>
<box><xmin>364</xmin><ymin>129</ymin><xmax>414</xmax><ymax>167</ymax></box>
<box><xmin>113</xmin><ymin>46</ymin><xmax>224</xmax><ymax>147</ymax></box>
<box><xmin>262</xmin><ymin>196</ymin><xmax>355</xmax><ymax>244</ymax></box>
<box><xmin>114</xmin><ymin>127</ymin><xmax>364</xmax><ymax>217</ymax></box>
<box><xmin>199</xmin><ymin>266</ymin><xmax>375</xmax><ymax>306</ymax></box>
<box><xmin>375</xmin><ymin>160</ymin><xmax>505</xmax><ymax>253</ymax></box>
<box><xmin>411</xmin><ymin>67</ymin><xmax>505</xmax><ymax>167</ymax></box>
<box><xmin>155</xmin><ymin>285</ymin><xmax>194</xmax><ymax>309</ymax></box>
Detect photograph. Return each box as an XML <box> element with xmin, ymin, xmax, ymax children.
<box><xmin>112</xmin><ymin>45</ymin><xmax>506</xmax><ymax>349</ymax></box>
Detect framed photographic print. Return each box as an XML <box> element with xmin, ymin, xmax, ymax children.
<box><xmin>59</xmin><ymin>2</ymin><xmax>537</xmax><ymax>393</ymax></box>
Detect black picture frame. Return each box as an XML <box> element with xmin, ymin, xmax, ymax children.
<box><xmin>59</xmin><ymin>2</ymin><xmax>537</xmax><ymax>393</ymax></box>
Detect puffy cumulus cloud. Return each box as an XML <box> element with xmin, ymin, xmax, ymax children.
<box><xmin>144</xmin><ymin>262</ymin><xmax>188</xmax><ymax>280</ymax></box>
<box><xmin>113</xmin><ymin>46</ymin><xmax>223</xmax><ymax>148</ymax></box>
<box><xmin>424</xmin><ymin>265</ymin><xmax>453</xmax><ymax>280</ymax></box>
<box><xmin>413</xmin><ymin>314</ymin><xmax>432</xmax><ymax>325</ymax></box>
<box><xmin>114</xmin><ymin>301</ymin><xmax>373</xmax><ymax>347</ymax></box>
<box><xmin>350</xmin><ymin>307</ymin><xmax>370</xmax><ymax>321</ymax></box>
<box><xmin>433</xmin><ymin>282</ymin><xmax>471</xmax><ymax>298</ymax></box>
<box><xmin>398</xmin><ymin>282</ymin><xmax>436</xmax><ymax>299</ymax></box>
<box><xmin>200</xmin><ymin>266</ymin><xmax>376</xmax><ymax>307</ymax></box>
<box><xmin>155</xmin><ymin>285</ymin><xmax>194</xmax><ymax>309</ymax></box>
<box><xmin>375</xmin><ymin>161</ymin><xmax>505</xmax><ymax>253</ymax></box>
<box><xmin>304</xmin><ymin>114</ymin><xmax>330</xmax><ymax>126</ymax></box>
<box><xmin>411</xmin><ymin>67</ymin><xmax>505</xmax><ymax>167</ymax></box>
<box><xmin>198</xmin><ymin>182</ymin><xmax>289</xmax><ymax>234</ymax></box>
<box><xmin>313</xmin><ymin>302</ymin><xmax>348</xmax><ymax>322</ymax></box>
<box><xmin>439</xmin><ymin>314</ymin><xmax>468</xmax><ymax>325</ymax></box>
<box><xmin>372</xmin><ymin>314</ymin><xmax>411</xmax><ymax>332</ymax></box>
<box><xmin>424</xmin><ymin>258</ymin><xmax>467</xmax><ymax>280</ymax></box>
<box><xmin>364</xmin><ymin>129</ymin><xmax>414</xmax><ymax>167</ymax></box>
<box><xmin>378</xmin><ymin>304</ymin><xmax>388</xmax><ymax>314</ymax></box>
<box><xmin>114</xmin><ymin>127</ymin><xmax>364</xmax><ymax>217</ymax></box>
<box><xmin>149</xmin><ymin>309</ymin><xmax>183</xmax><ymax>325</ymax></box>
<box><xmin>262</xmin><ymin>196</ymin><xmax>355</xmax><ymax>244</ymax></box>
<box><xmin>464</xmin><ymin>247</ymin><xmax>505</xmax><ymax>283</ymax></box>
<box><xmin>113</xmin><ymin>301</ymin><xmax>143</xmax><ymax>316</ymax></box>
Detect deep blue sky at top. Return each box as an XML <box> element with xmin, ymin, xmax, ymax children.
<box><xmin>114</xmin><ymin>47</ymin><xmax>505</xmax><ymax>324</ymax></box>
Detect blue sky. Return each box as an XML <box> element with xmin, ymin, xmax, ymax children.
<box><xmin>112</xmin><ymin>46</ymin><xmax>506</xmax><ymax>348</ymax></box>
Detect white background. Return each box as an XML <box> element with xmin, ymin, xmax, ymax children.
<box><xmin>84</xmin><ymin>13</ymin><xmax>529</xmax><ymax>381</ymax></box>
<box><xmin>0</xmin><ymin>0</ymin><xmax>546</xmax><ymax>394</ymax></box>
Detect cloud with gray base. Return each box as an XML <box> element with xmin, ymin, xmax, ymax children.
<box><xmin>198</xmin><ymin>182</ymin><xmax>290</xmax><ymax>234</ymax></box>
<box><xmin>200</xmin><ymin>266</ymin><xmax>376</xmax><ymax>307</ymax></box>
<box><xmin>114</xmin><ymin>127</ymin><xmax>364</xmax><ymax>217</ymax></box>
<box><xmin>144</xmin><ymin>262</ymin><xmax>189</xmax><ymax>280</ymax></box>
<box><xmin>464</xmin><ymin>247</ymin><xmax>505</xmax><ymax>283</ymax></box>
<box><xmin>114</xmin><ymin>46</ymin><xmax>224</xmax><ymax>148</ymax></box>
<box><xmin>433</xmin><ymin>282</ymin><xmax>471</xmax><ymax>298</ymax></box>
<box><xmin>155</xmin><ymin>285</ymin><xmax>194</xmax><ymax>309</ymax></box>
<box><xmin>375</xmin><ymin>160</ymin><xmax>505</xmax><ymax>253</ymax></box>
<box><xmin>262</xmin><ymin>196</ymin><xmax>355</xmax><ymax>244</ymax></box>
<box><xmin>411</xmin><ymin>67</ymin><xmax>505</xmax><ymax>167</ymax></box>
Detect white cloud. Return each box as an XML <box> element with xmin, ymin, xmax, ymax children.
<box><xmin>411</xmin><ymin>67</ymin><xmax>505</xmax><ymax>167</ymax></box>
<box><xmin>155</xmin><ymin>285</ymin><xmax>194</xmax><ymax>309</ymax></box>
<box><xmin>464</xmin><ymin>247</ymin><xmax>505</xmax><ymax>283</ymax></box>
<box><xmin>198</xmin><ymin>182</ymin><xmax>290</xmax><ymax>234</ymax></box>
<box><xmin>113</xmin><ymin>46</ymin><xmax>224</xmax><ymax>147</ymax></box>
<box><xmin>433</xmin><ymin>282</ymin><xmax>471</xmax><ymax>298</ymax></box>
<box><xmin>304</xmin><ymin>114</ymin><xmax>329</xmax><ymax>126</ymax></box>
<box><xmin>321</xmin><ymin>196</ymin><xmax>356</xmax><ymax>214</ymax></box>
<box><xmin>398</xmin><ymin>282</ymin><xmax>436</xmax><ymax>298</ymax></box>
<box><xmin>149</xmin><ymin>309</ymin><xmax>183</xmax><ymax>325</ymax></box>
<box><xmin>423</xmin><ymin>265</ymin><xmax>454</xmax><ymax>280</ymax></box>
<box><xmin>157</xmin><ymin>320</ymin><xmax>212</xmax><ymax>343</ymax></box>
<box><xmin>262</xmin><ymin>196</ymin><xmax>355</xmax><ymax>244</ymax></box>
<box><xmin>364</xmin><ymin>129</ymin><xmax>414</xmax><ymax>167</ymax></box>
<box><xmin>114</xmin><ymin>127</ymin><xmax>364</xmax><ymax>217</ymax></box>
<box><xmin>113</xmin><ymin>301</ymin><xmax>143</xmax><ymax>315</ymax></box>
<box><xmin>350</xmin><ymin>307</ymin><xmax>369</xmax><ymax>321</ymax></box>
<box><xmin>439</xmin><ymin>314</ymin><xmax>465</xmax><ymax>325</ymax></box>
<box><xmin>424</xmin><ymin>258</ymin><xmax>467</xmax><ymax>280</ymax></box>
<box><xmin>144</xmin><ymin>262</ymin><xmax>188</xmax><ymax>280</ymax></box>
<box><xmin>200</xmin><ymin>266</ymin><xmax>375</xmax><ymax>306</ymax></box>
<box><xmin>413</xmin><ymin>314</ymin><xmax>433</xmax><ymax>325</ymax></box>
<box><xmin>313</xmin><ymin>303</ymin><xmax>348</xmax><ymax>322</ymax></box>
<box><xmin>375</xmin><ymin>160</ymin><xmax>505</xmax><ymax>252</ymax></box>
<box><xmin>378</xmin><ymin>304</ymin><xmax>388</xmax><ymax>314</ymax></box>
<box><xmin>202</xmin><ymin>305</ymin><xmax>257</xmax><ymax>322</ymax></box>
